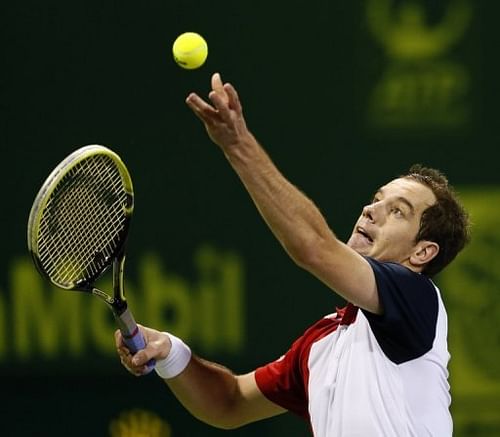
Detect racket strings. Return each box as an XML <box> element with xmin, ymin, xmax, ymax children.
<box><xmin>39</xmin><ymin>166</ymin><xmax>113</xmax><ymax>279</ymax></box>
<box><xmin>47</xmin><ymin>159</ymin><xmax>125</xmax><ymax>278</ymax></box>
<box><xmin>46</xmin><ymin>160</ymin><xmax>124</xmax><ymax>256</ymax></box>
<box><xmin>37</xmin><ymin>155</ymin><xmax>130</xmax><ymax>285</ymax></box>
<box><xmin>40</xmin><ymin>160</ymin><xmax>117</xmax><ymax>261</ymax></box>
<box><xmin>40</xmin><ymin>160</ymin><xmax>124</xmax><ymax>281</ymax></box>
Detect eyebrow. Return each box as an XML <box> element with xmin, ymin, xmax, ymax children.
<box><xmin>375</xmin><ymin>188</ymin><xmax>415</xmax><ymax>215</ymax></box>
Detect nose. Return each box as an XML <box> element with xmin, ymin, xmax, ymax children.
<box><xmin>362</xmin><ymin>203</ymin><xmax>376</xmax><ymax>222</ymax></box>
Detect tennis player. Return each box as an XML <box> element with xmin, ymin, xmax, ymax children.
<box><xmin>116</xmin><ymin>73</ymin><xmax>470</xmax><ymax>436</ymax></box>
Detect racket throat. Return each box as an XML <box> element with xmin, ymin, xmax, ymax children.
<box><xmin>90</xmin><ymin>255</ymin><xmax>129</xmax><ymax>312</ymax></box>
<box><xmin>90</xmin><ymin>286</ymin><xmax>129</xmax><ymax>313</ymax></box>
<box><xmin>91</xmin><ymin>287</ymin><xmax>115</xmax><ymax>306</ymax></box>
<box><xmin>113</xmin><ymin>253</ymin><xmax>127</xmax><ymax>302</ymax></box>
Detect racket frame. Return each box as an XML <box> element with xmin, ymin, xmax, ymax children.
<box><xmin>27</xmin><ymin>145</ymin><xmax>133</xmax><ymax>294</ymax></box>
<box><xmin>27</xmin><ymin>145</ymin><xmax>154</xmax><ymax>367</ymax></box>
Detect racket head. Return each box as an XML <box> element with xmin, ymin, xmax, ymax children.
<box><xmin>27</xmin><ymin>145</ymin><xmax>134</xmax><ymax>291</ymax></box>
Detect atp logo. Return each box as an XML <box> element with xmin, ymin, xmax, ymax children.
<box><xmin>365</xmin><ymin>0</ymin><xmax>473</xmax><ymax>129</ymax></box>
<box><xmin>109</xmin><ymin>409</ymin><xmax>172</xmax><ymax>437</ymax></box>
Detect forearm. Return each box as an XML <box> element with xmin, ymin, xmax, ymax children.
<box><xmin>164</xmin><ymin>356</ymin><xmax>243</xmax><ymax>429</ymax></box>
<box><xmin>225</xmin><ymin>133</ymin><xmax>336</xmax><ymax>266</ymax></box>
<box><xmin>185</xmin><ymin>75</ymin><xmax>378</xmax><ymax>310</ymax></box>
<box><xmin>116</xmin><ymin>327</ymin><xmax>282</xmax><ymax>429</ymax></box>
<box><xmin>185</xmin><ymin>75</ymin><xmax>336</xmax><ymax>265</ymax></box>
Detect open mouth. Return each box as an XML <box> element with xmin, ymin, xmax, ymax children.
<box><xmin>357</xmin><ymin>227</ymin><xmax>374</xmax><ymax>243</ymax></box>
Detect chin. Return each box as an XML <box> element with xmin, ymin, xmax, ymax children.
<box><xmin>354</xmin><ymin>247</ymin><xmax>372</xmax><ymax>257</ymax></box>
<box><xmin>347</xmin><ymin>240</ymin><xmax>371</xmax><ymax>256</ymax></box>
<box><xmin>347</xmin><ymin>236</ymin><xmax>373</xmax><ymax>256</ymax></box>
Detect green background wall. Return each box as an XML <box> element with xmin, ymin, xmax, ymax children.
<box><xmin>2</xmin><ymin>1</ymin><xmax>499</xmax><ymax>435</ymax></box>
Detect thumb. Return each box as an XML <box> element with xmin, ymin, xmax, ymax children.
<box><xmin>131</xmin><ymin>349</ymin><xmax>153</xmax><ymax>366</ymax></box>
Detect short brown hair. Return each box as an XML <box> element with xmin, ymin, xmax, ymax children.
<box><xmin>402</xmin><ymin>164</ymin><xmax>471</xmax><ymax>277</ymax></box>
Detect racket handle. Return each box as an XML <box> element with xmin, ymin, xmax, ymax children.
<box><xmin>115</xmin><ymin>307</ymin><xmax>156</xmax><ymax>374</ymax></box>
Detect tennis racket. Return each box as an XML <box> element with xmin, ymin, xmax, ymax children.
<box><xmin>27</xmin><ymin>144</ymin><xmax>154</xmax><ymax>373</ymax></box>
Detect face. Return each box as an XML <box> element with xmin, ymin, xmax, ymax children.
<box><xmin>347</xmin><ymin>177</ymin><xmax>437</xmax><ymax>268</ymax></box>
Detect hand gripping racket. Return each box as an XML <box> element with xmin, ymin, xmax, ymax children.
<box><xmin>27</xmin><ymin>145</ymin><xmax>154</xmax><ymax>373</ymax></box>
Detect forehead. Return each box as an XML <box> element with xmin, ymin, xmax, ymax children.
<box><xmin>378</xmin><ymin>178</ymin><xmax>436</xmax><ymax>209</ymax></box>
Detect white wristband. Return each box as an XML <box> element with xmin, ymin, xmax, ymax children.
<box><xmin>155</xmin><ymin>333</ymin><xmax>192</xmax><ymax>379</ymax></box>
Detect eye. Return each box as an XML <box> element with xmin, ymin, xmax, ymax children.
<box><xmin>391</xmin><ymin>207</ymin><xmax>404</xmax><ymax>217</ymax></box>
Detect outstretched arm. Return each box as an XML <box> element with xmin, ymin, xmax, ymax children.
<box><xmin>186</xmin><ymin>73</ymin><xmax>380</xmax><ymax>314</ymax></box>
<box><xmin>115</xmin><ymin>327</ymin><xmax>285</xmax><ymax>429</ymax></box>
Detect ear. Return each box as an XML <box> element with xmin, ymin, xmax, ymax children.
<box><xmin>409</xmin><ymin>241</ymin><xmax>440</xmax><ymax>271</ymax></box>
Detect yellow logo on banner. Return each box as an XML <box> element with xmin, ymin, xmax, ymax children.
<box><xmin>0</xmin><ymin>244</ymin><xmax>245</xmax><ymax>362</ymax></box>
<box><xmin>109</xmin><ymin>409</ymin><xmax>171</xmax><ymax>437</ymax></box>
<box><xmin>366</xmin><ymin>0</ymin><xmax>472</xmax><ymax>128</ymax></box>
<box><xmin>438</xmin><ymin>188</ymin><xmax>500</xmax><ymax>433</ymax></box>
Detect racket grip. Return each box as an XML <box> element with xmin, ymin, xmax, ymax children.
<box><xmin>116</xmin><ymin>307</ymin><xmax>155</xmax><ymax>374</ymax></box>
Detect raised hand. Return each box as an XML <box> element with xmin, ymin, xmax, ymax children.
<box><xmin>186</xmin><ymin>72</ymin><xmax>252</xmax><ymax>153</ymax></box>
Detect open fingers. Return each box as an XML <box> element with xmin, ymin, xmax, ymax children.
<box><xmin>211</xmin><ymin>72</ymin><xmax>223</xmax><ymax>93</ymax></box>
<box><xmin>208</xmin><ymin>90</ymin><xmax>233</xmax><ymax>124</ymax></box>
<box><xmin>186</xmin><ymin>92</ymin><xmax>219</xmax><ymax>123</ymax></box>
<box><xmin>224</xmin><ymin>83</ymin><xmax>242</xmax><ymax>114</ymax></box>
<box><xmin>211</xmin><ymin>72</ymin><xmax>229</xmax><ymax>104</ymax></box>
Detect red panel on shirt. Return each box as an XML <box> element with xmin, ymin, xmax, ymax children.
<box><xmin>254</xmin><ymin>307</ymin><xmax>355</xmax><ymax>420</ymax></box>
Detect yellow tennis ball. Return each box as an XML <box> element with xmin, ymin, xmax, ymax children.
<box><xmin>172</xmin><ymin>32</ymin><xmax>208</xmax><ymax>70</ymax></box>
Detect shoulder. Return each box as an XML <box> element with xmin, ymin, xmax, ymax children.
<box><xmin>362</xmin><ymin>257</ymin><xmax>440</xmax><ymax>364</ymax></box>
<box><xmin>365</xmin><ymin>257</ymin><xmax>437</xmax><ymax>305</ymax></box>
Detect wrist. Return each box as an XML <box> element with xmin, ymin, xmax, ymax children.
<box><xmin>224</xmin><ymin>132</ymin><xmax>259</xmax><ymax>163</ymax></box>
<box><xmin>155</xmin><ymin>333</ymin><xmax>192</xmax><ymax>379</ymax></box>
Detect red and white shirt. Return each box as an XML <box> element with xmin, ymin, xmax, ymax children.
<box><xmin>255</xmin><ymin>258</ymin><xmax>452</xmax><ymax>436</ymax></box>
